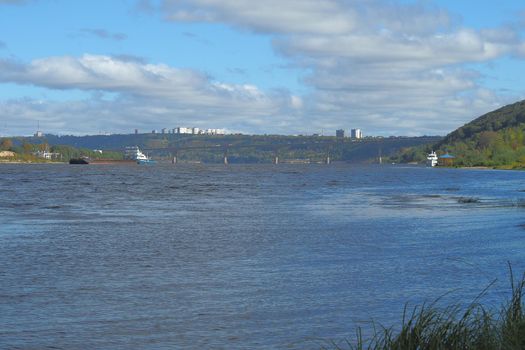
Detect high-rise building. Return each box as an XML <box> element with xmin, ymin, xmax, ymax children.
<box><xmin>336</xmin><ymin>129</ymin><xmax>345</xmax><ymax>138</ymax></box>
<box><xmin>351</xmin><ymin>128</ymin><xmax>362</xmax><ymax>139</ymax></box>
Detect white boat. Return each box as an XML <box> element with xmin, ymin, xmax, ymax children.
<box><xmin>125</xmin><ymin>146</ymin><xmax>156</xmax><ymax>165</ymax></box>
<box><xmin>426</xmin><ymin>151</ymin><xmax>438</xmax><ymax>167</ymax></box>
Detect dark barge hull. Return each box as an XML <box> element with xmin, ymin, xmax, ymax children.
<box><xmin>69</xmin><ymin>158</ymin><xmax>90</xmax><ymax>164</ymax></box>
<box><xmin>69</xmin><ymin>158</ymin><xmax>136</xmax><ymax>165</ymax></box>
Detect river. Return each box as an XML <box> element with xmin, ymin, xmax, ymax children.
<box><xmin>1</xmin><ymin>163</ymin><xmax>524</xmax><ymax>349</ymax></box>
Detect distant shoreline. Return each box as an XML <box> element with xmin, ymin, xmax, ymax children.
<box><xmin>457</xmin><ymin>165</ymin><xmax>524</xmax><ymax>171</ymax></box>
<box><xmin>0</xmin><ymin>160</ymin><xmax>65</xmax><ymax>164</ymax></box>
<box><xmin>460</xmin><ymin>166</ymin><xmax>491</xmax><ymax>169</ymax></box>
<box><xmin>0</xmin><ymin>161</ymin><xmax>523</xmax><ymax>170</ymax></box>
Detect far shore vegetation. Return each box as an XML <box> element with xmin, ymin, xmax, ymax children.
<box><xmin>0</xmin><ymin>137</ymin><xmax>123</xmax><ymax>163</ymax></box>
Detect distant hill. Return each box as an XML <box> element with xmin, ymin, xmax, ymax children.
<box><xmin>392</xmin><ymin>100</ymin><xmax>525</xmax><ymax>168</ymax></box>
<box><xmin>437</xmin><ymin>100</ymin><xmax>525</xmax><ymax>147</ymax></box>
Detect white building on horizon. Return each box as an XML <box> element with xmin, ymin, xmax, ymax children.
<box><xmin>351</xmin><ymin>128</ymin><xmax>363</xmax><ymax>139</ymax></box>
<box><xmin>173</xmin><ymin>127</ymin><xmax>226</xmax><ymax>135</ymax></box>
<box><xmin>204</xmin><ymin>128</ymin><xmax>225</xmax><ymax>135</ymax></box>
<box><xmin>176</xmin><ymin>127</ymin><xmax>193</xmax><ymax>134</ymax></box>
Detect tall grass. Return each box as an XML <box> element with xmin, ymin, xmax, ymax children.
<box><xmin>325</xmin><ymin>265</ymin><xmax>525</xmax><ymax>350</ymax></box>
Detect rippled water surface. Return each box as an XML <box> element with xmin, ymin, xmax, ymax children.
<box><xmin>1</xmin><ymin>164</ymin><xmax>524</xmax><ymax>349</ymax></box>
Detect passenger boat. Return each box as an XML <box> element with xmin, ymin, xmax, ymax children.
<box><xmin>426</xmin><ymin>151</ymin><xmax>438</xmax><ymax>167</ymax></box>
<box><xmin>125</xmin><ymin>146</ymin><xmax>157</xmax><ymax>165</ymax></box>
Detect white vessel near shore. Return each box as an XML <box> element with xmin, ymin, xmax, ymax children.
<box><xmin>426</xmin><ymin>151</ymin><xmax>438</xmax><ymax>167</ymax></box>
<box><xmin>125</xmin><ymin>146</ymin><xmax>156</xmax><ymax>165</ymax></box>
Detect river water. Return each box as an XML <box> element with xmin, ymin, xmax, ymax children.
<box><xmin>1</xmin><ymin>164</ymin><xmax>524</xmax><ymax>349</ymax></box>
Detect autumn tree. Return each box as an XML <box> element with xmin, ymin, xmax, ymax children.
<box><xmin>22</xmin><ymin>143</ymin><xmax>34</xmax><ymax>153</ymax></box>
<box><xmin>477</xmin><ymin>131</ymin><xmax>499</xmax><ymax>150</ymax></box>
<box><xmin>38</xmin><ymin>143</ymin><xmax>49</xmax><ymax>152</ymax></box>
<box><xmin>0</xmin><ymin>138</ymin><xmax>13</xmax><ymax>150</ymax></box>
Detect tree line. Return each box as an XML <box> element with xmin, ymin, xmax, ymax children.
<box><xmin>0</xmin><ymin>137</ymin><xmax>123</xmax><ymax>162</ymax></box>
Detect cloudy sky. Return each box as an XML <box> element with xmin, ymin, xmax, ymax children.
<box><xmin>1</xmin><ymin>0</ymin><xmax>525</xmax><ymax>136</ymax></box>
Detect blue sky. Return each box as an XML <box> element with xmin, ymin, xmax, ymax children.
<box><xmin>0</xmin><ymin>0</ymin><xmax>524</xmax><ymax>136</ymax></box>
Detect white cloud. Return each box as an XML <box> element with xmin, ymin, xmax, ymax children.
<box><xmin>290</xmin><ymin>95</ymin><xmax>303</xmax><ymax>109</ymax></box>
<box><xmin>0</xmin><ymin>55</ymin><xmax>273</xmax><ymax>103</ymax></box>
<box><xmin>154</xmin><ymin>0</ymin><xmax>525</xmax><ymax>135</ymax></box>
<box><xmin>0</xmin><ymin>55</ymin><xmax>301</xmax><ymax>135</ymax></box>
<box><xmin>2</xmin><ymin>0</ymin><xmax>525</xmax><ymax>136</ymax></box>
<box><xmin>162</xmin><ymin>0</ymin><xmax>358</xmax><ymax>35</ymax></box>
<box><xmin>0</xmin><ymin>95</ymin><xmax>304</xmax><ymax>136</ymax></box>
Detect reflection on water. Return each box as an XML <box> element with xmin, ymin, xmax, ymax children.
<box><xmin>0</xmin><ymin>164</ymin><xmax>524</xmax><ymax>349</ymax></box>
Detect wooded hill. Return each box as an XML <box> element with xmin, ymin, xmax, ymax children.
<box><xmin>392</xmin><ymin>100</ymin><xmax>525</xmax><ymax>168</ymax></box>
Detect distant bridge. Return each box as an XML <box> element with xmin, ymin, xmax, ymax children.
<box><xmin>142</xmin><ymin>143</ymin><xmax>333</xmax><ymax>164</ymax></box>
<box><xmin>140</xmin><ymin>138</ymin><xmax>387</xmax><ymax>164</ymax></box>
<box><xmin>136</xmin><ymin>136</ymin><xmax>439</xmax><ymax>164</ymax></box>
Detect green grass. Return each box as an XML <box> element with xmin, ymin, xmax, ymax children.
<box><xmin>325</xmin><ymin>265</ymin><xmax>525</xmax><ymax>350</ymax></box>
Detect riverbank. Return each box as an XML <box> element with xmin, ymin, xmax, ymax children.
<box><xmin>460</xmin><ymin>166</ymin><xmax>492</xmax><ymax>170</ymax></box>
<box><xmin>458</xmin><ymin>165</ymin><xmax>525</xmax><ymax>171</ymax></box>
<box><xmin>0</xmin><ymin>159</ymin><xmax>65</xmax><ymax>164</ymax></box>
